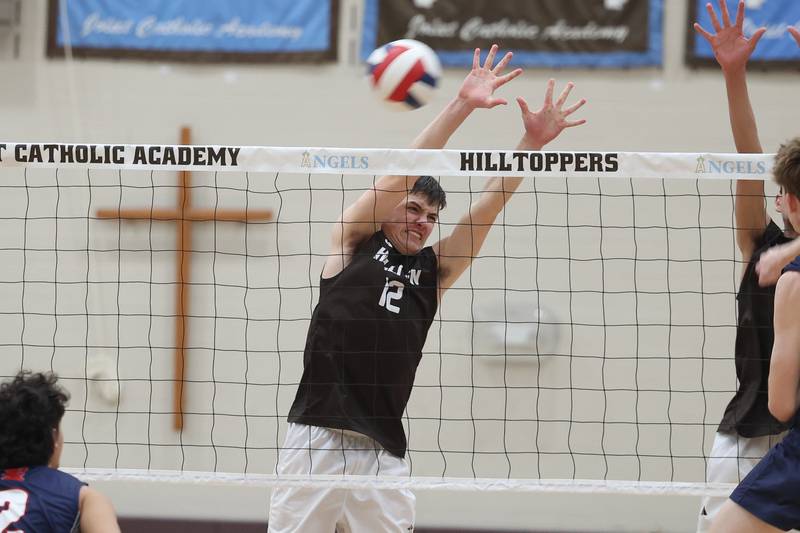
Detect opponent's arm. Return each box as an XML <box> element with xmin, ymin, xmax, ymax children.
<box><xmin>694</xmin><ymin>0</ymin><xmax>767</xmax><ymax>263</ymax></box>
<box><xmin>79</xmin><ymin>486</ymin><xmax>121</xmax><ymax>533</ymax></box>
<box><xmin>768</xmin><ymin>272</ymin><xmax>800</xmax><ymax>423</ymax></box>
<box><xmin>323</xmin><ymin>45</ymin><xmax>521</xmax><ymax>278</ymax></box>
<box><xmin>434</xmin><ymin>79</ymin><xmax>586</xmax><ymax>292</ymax></box>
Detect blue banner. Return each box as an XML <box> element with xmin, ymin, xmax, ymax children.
<box><xmin>688</xmin><ymin>0</ymin><xmax>800</xmax><ymax>67</ymax></box>
<box><xmin>47</xmin><ymin>0</ymin><xmax>337</xmax><ymax>62</ymax></box>
<box><xmin>361</xmin><ymin>0</ymin><xmax>663</xmax><ymax>69</ymax></box>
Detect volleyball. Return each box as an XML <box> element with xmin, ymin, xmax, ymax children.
<box><xmin>366</xmin><ymin>39</ymin><xmax>442</xmax><ymax>110</ymax></box>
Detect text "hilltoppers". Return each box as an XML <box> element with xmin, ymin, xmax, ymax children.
<box><xmin>460</xmin><ymin>151</ymin><xmax>619</xmax><ymax>172</ymax></box>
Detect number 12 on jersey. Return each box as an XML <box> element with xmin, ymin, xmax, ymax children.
<box><xmin>379</xmin><ymin>278</ymin><xmax>404</xmax><ymax>313</ymax></box>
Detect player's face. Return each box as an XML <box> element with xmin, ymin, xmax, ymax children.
<box><xmin>777</xmin><ymin>187</ymin><xmax>797</xmax><ymax>234</ymax></box>
<box><xmin>385</xmin><ymin>193</ymin><xmax>439</xmax><ymax>254</ymax></box>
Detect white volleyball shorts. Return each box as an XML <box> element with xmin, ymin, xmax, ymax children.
<box><xmin>268</xmin><ymin>423</ymin><xmax>415</xmax><ymax>533</ymax></box>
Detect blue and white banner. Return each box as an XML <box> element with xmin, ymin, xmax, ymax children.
<box><xmin>361</xmin><ymin>0</ymin><xmax>663</xmax><ymax>68</ymax></box>
<box><xmin>688</xmin><ymin>0</ymin><xmax>800</xmax><ymax>67</ymax></box>
<box><xmin>46</xmin><ymin>0</ymin><xmax>338</xmax><ymax>62</ymax></box>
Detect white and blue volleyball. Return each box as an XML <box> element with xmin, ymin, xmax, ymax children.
<box><xmin>366</xmin><ymin>39</ymin><xmax>442</xmax><ymax>111</ymax></box>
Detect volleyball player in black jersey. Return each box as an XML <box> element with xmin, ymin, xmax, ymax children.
<box><xmin>694</xmin><ymin>2</ymin><xmax>799</xmax><ymax>531</ymax></box>
<box><xmin>710</xmin><ymin>139</ymin><xmax>800</xmax><ymax>533</ymax></box>
<box><xmin>267</xmin><ymin>44</ymin><xmax>586</xmax><ymax>532</ymax></box>
<box><xmin>694</xmin><ymin>0</ymin><xmax>796</xmax><ymax>529</ymax></box>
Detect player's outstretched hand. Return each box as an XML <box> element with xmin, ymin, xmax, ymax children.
<box><xmin>458</xmin><ymin>44</ymin><xmax>522</xmax><ymax>110</ymax></box>
<box><xmin>517</xmin><ymin>79</ymin><xmax>586</xmax><ymax>149</ymax></box>
<box><xmin>693</xmin><ymin>0</ymin><xmax>765</xmax><ymax>73</ymax></box>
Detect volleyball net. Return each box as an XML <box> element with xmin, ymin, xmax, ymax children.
<box><xmin>0</xmin><ymin>143</ymin><xmax>777</xmax><ymax>496</ymax></box>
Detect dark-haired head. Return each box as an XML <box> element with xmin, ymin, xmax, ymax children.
<box><xmin>382</xmin><ymin>176</ymin><xmax>446</xmax><ymax>255</ymax></box>
<box><xmin>774</xmin><ymin>138</ymin><xmax>800</xmax><ymax>200</ymax></box>
<box><xmin>411</xmin><ymin>176</ymin><xmax>446</xmax><ymax>210</ymax></box>
<box><xmin>773</xmin><ymin>138</ymin><xmax>800</xmax><ymax>235</ymax></box>
<box><xmin>0</xmin><ymin>371</ymin><xmax>69</xmax><ymax>469</ymax></box>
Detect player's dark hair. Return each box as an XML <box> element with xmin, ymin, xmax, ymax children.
<box><xmin>412</xmin><ymin>175</ymin><xmax>446</xmax><ymax>210</ymax></box>
<box><xmin>774</xmin><ymin>138</ymin><xmax>800</xmax><ymax>200</ymax></box>
<box><xmin>0</xmin><ymin>371</ymin><xmax>69</xmax><ymax>469</ymax></box>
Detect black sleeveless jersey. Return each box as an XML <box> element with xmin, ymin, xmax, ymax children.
<box><xmin>288</xmin><ymin>231</ymin><xmax>438</xmax><ymax>457</ymax></box>
<box><xmin>718</xmin><ymin>220</ymin><xmax>791</xmax><ymax>437</ymax></box>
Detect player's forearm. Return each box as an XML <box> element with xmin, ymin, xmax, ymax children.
<box><xmin>472</xmin><ymin>135</ymin><xmax>535</xmax><ymax>216</ymax></box>
<box><xmin>476</xmin><ymin>176</ymin><xmax>523</xmax><ymax>217</ymax></box>
<box><xmin>411</xmin><ymin>96</ymin><xmax>475</xmax><ymax>149</ymax></box>
<box><xmin>354</xmin><ymin>174</ymin><xmax>419</xmax><ymax>225</ymax></box>
<box><xmin>476</xmin><ymin>130</ymin><xmax>561</xmax><ymax>211</ymax></box>
<box><xmin>477</xmin><ymin>135</ymin><xmax>536</xmax><ymax>213</ymax></box>
<box><xmin>517</xmin><ymin>131</ymin><xmax>546</xmax><ymax>152</ymax></box>
<box><xmin>734</xmin><ymin>178</ymin><xmax>766</xmax><ymax>239</ymax></box>
<box><xmin>723</xmin><ymin>69</ymin><xmax>762</xmax><ymax>154</ymax></box>
<box><xmin>726</xmin><ymin>69</ymin><xmax>766</xmax><ymax>243</ymax></box>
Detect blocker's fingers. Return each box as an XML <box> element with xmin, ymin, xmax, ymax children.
<box><xmin>555</xmin><ymin>82</ymin><xmax>575</xmax><ymax>109</ymax></box>
<box><xmin>483</xmin><ymin>44</ymin><xmax>499</xmax><ymax>69</ymax></box>
<box><xmin>492</xmin><ymin>51</ymin><xmax>513</xmax><ymax>75</ymax></box>
<box><xmin>516</xmin><ymin>96</ymin><xmax>531</xmax><ymax>115</ymax></box>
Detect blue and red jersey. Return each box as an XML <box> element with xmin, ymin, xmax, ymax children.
<box><xmin>0</xmin><ymin>466</ymin><xmax>84</xmax><ymax>532</ymax></box>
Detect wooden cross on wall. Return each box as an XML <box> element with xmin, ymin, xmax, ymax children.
<box><xmin>97</xmin><ymin>127</ymin><xmax>273</xmax><ymax>430</ymax></box>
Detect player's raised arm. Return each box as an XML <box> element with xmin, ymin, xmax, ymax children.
<box><xmin>433</xmin><ymin>79</ymin><xmax>586</xmax><ymax>293</ymax></box>
<box><xmin>695</xmin><ymin>0</ymin><xmax>768</xmax><ymax>263</ymax></box>
<box><xmin>323</xmin><ymin>44</ymin><xmax>522</xmax><ymax>278</ymax></box>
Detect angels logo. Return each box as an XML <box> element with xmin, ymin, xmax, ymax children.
<box><xmin>695</xmin><ymin>155</ymin><xmax>767</xmax><ymax>175</ymax></box>
<box><xmin>696</xmin><ymin>156</ymin><xmax>707</xmax><ymax>173</ymax></box>
<box><xmin>301</xmin><ymin>150</ymin><xmax>369</xmax><ymax>170</ymax></box>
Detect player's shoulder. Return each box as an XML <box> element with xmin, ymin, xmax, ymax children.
<box><xmin>24</xmin><ymin>466</ymin><xmax>85</xmax><ymax>492</ymax></box>
<box><xmin>776</xmin><ymin>268</ymin><xmax>800</xmax><ymax>299</ymax></box>
<box><xmin>421</xmin><ymin>243</ymin><xmax>438</xmax><ymax>263</ymax></box>
<box><xmin>354</xmin><ymin>229</ymin><xmax>384</xmax><ymax>248</ymax></box>
<box><xmin>755</xmin><ymin>219</ymin><xmax>784</xmax><ymax>249</ymax></box>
